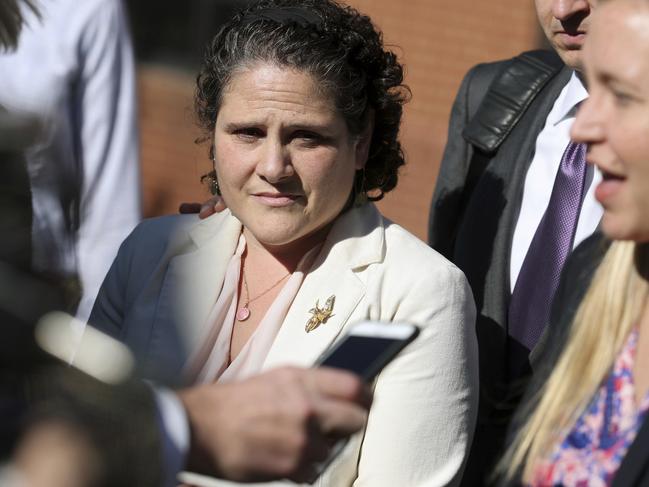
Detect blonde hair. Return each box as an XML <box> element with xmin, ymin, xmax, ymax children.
<box><xmin>500</xmin><ymin>240</ymin><xmax>649</xmax><ymax>482</ymax></box>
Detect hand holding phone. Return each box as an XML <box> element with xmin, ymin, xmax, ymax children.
<box><xmin>308</xmin><ymin>321</ymin><xmax>419</xmax><ymax>482</ymax></box>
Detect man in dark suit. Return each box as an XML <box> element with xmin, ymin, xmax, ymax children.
<box><xmin>429</xmin><ymin>0</ymin><xmax>601</xmax><ymax>484</ymax></box>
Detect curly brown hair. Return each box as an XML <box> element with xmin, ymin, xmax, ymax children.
<box><xmin>195</xmin><ymin>0</ymin><xmax>409</xmax><ymax>200</ymax></box>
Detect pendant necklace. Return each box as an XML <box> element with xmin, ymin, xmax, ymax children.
<box><xmin>236</xmin><ymin>265</ymin><xmax>291</xmax><ymax>322</ymax></box>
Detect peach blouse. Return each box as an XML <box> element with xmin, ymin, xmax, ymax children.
<box><xmin>185</xmin><ymin>234</ymin><xmax>321</xmax><ymax>384</ymax></box>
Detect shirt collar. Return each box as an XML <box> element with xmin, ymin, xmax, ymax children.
<box><xmin>551</xmin><ymin>70</ymin><xmax>589</xmax><ymax>126</ymax></box>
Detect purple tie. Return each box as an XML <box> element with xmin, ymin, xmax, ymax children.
<box><xmin>508</xmin><ymin>141</ymin><xmax>587</xmax><ymax>375</ymax></box>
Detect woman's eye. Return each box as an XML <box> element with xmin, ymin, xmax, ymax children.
<box><xmin>613</xmin><ymin>92</ymin><xmax>633</xmax><ymax>107</ymax></box>
<box><xmin>293</xmin><ymin>131</ymin><xmax>323</xmax><ymax>146</ymax></box>
<box><xmin>609</xmin><ymin>87</ymin><xmax>636</xmax><ymax>108</ymax></box>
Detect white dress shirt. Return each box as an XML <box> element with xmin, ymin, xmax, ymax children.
<box><xmin>510</xmin><ymin>72</ymin><xmax>602</xmax><ymax>291</ymax></box>
<box><xmin>0</xmin><ymin>0</ymin><xmax>141</xmax><ymax>325</ymax></box>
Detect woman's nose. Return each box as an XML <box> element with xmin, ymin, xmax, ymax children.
<box><xmin>255</xmin><ymin>138</ymin><xmax>294</xmax><ymax>183</ymax></box>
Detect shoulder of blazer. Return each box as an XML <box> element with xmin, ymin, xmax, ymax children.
<box><xmin>122</xmin><ymin>214</ymin><xmax>198</xmax><ymax>256</ymax></box>
<box><xmin>113</xmin><ymin>214</ymin><xmax>200</xmax><ymax>294</ymax></box>
<box><xmin>457</xmin><ymin>51</ymin><xmax>565</xmax><ymax>235</ymax></box>
<box><xmin>435</xmin><ymin>50</ymin><xmax>565</xmax><ymax>254</ymax></box>
<box><xmin>384</xmin><ymin>217</ymin><xmax>463</xmax><ymax>273</ymax></box>
<box><xmin>462</xmin><ymin>59</ymin><xmax>512</xmax><ymax>122</ymax></box>
<box><xmin>463</xmin><ymin>49</ymin><xmax>565</xmax><ymax>154</ymax></box>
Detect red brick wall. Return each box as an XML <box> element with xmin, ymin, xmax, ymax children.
<box><xmin>139</xmin><ymin>1</ymin><xmax>542</xmax><ymax>239</ymax></box>
<box><xmin>138</xmin><ymin>66</ymin><xmax>207</xmax><ymax>217</ymax></box>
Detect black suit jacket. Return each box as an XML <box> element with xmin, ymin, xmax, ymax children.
<box><xmin>429</xmin><ymin>53</ymin><xmax>572</xmax><ymax>485</ymax></box>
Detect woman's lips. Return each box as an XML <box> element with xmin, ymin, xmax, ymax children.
<box><xmin>253</xmin><ymin>193</ymin><xmax>301</xmax><ymax>207</ymax></box>
<box><xmin>595</xmin><ymin>172</ymin><xmax>625</xmax><ymax>204</ymax></box>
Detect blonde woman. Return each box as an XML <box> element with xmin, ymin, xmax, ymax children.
<box><xmin>497</xmin><ymin>0</ymin><xmax>649</xmax><ymax>485</ymax></box>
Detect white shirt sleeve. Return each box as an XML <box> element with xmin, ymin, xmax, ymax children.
<box><xmin>74</xmin><ymin>0</ymin><xmax>142</xmax><ymax>324</ymax></box>
<box><xmin>153</xmin><ymin>388</ymin><xmax>191</xmax><ymax>487</ymax></box>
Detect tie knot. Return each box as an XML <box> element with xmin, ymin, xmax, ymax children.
<box><xmin>562</xmin><ymin>141</ymin><xmax>586</xmax><ymax>169</ymax></box>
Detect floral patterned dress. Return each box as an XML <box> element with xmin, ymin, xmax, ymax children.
<box><xmin>530</xmin><ymin>328</ymin><xmax>649</xmax><ymax>486</ymax></box>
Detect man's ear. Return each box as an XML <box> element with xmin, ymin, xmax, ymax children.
<box><xmin>354</xmin><ymin>111</ymin><xmax>375</xmax><ymax>170</ymax></box>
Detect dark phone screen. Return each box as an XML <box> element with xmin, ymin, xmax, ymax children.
<box><xmin>319</xmin><ymin>336</ymin><xmax>403</xmax><ymax>380</ymax></box>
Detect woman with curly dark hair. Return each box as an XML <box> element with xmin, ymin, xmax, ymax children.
<box><xmin>90</xmin><ymin>1</ymin><xmax>478</xmax><ymax>485</ymax></box>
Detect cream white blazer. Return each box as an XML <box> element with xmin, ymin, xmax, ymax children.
<box><xmin>90</xmin><ymin>203</ymin><xmax>478</xmax><ymax>487</ymax></box>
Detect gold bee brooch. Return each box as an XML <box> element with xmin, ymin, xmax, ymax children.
<box><xmin>305</xmin><ymin>295</ymin><xmax>335</xmax><ymax>333</ymax></box>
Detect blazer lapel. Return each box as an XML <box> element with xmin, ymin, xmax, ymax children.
<box><xmin>154</xmin><ymin>211</ymin><xmax>242</xmax><ymax>362</ymax></box>
<box><xmin>263</xmin><ymin>204</ymin><xmax>385</xmax><ymax>369</ymax></box>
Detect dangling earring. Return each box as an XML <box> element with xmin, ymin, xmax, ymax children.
<box><xmin>203</xmin><ymin>144</ymin><xmax>220</xmax><ymax>195</ymax></box>
<box><xmin>200</xmin><ymin>169</ymin><xmax>220</xmax><ymax>195</ymax></box>
<box><xmin>209</xmin><ymin>175</ymin><xmax>220</xmax><ymax>196</ymax></box>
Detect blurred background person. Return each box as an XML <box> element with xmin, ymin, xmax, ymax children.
<box><xmin>0</xmin><ymin>0</ymin><xmax>141</xmax><ymax>327</ymax></box>
<box><xmin>0</xmin><ymin>6</ymin><xmax>160</xmax><ymax>480</ymax></box>
<box><xmin>499</xmin><ymin>0</ymin><xmax>649</xmax><ymax>484</ymax></box>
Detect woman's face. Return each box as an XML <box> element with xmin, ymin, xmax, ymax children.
<box><xmin>213</xmin><ymin>63</ymin><xmax>369</xmax><ymax>254</ymax></box>
<box><xmin>571</xmin><ymin>0</ymin><xmax>649</xmax><ymax>242</ymax></box>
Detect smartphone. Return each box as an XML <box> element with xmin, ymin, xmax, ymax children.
<box><xmin>308</xmin><ymin>321</ymin><xmax>419</xmax><ymax>483</ymax></box>
<box><xmin>315</xmin><ymin>320</ymin><xmax>420</xmax><ymax>381</ymax></box>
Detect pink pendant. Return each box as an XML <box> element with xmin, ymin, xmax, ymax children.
<box><xmin>236</xmin><ymin>307</ymin><xmax>250</xmax><ymax>322</ymax></box>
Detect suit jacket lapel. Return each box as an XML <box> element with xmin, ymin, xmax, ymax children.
<box><xmin>263</xmin><ymin>204</ymin><xmax>385</xmax><ymax>369</ymax></box>
<box><xmin>154</xmin><ymin>211</ymin><xmax>242</xmax><ymax>363</ymax></box>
